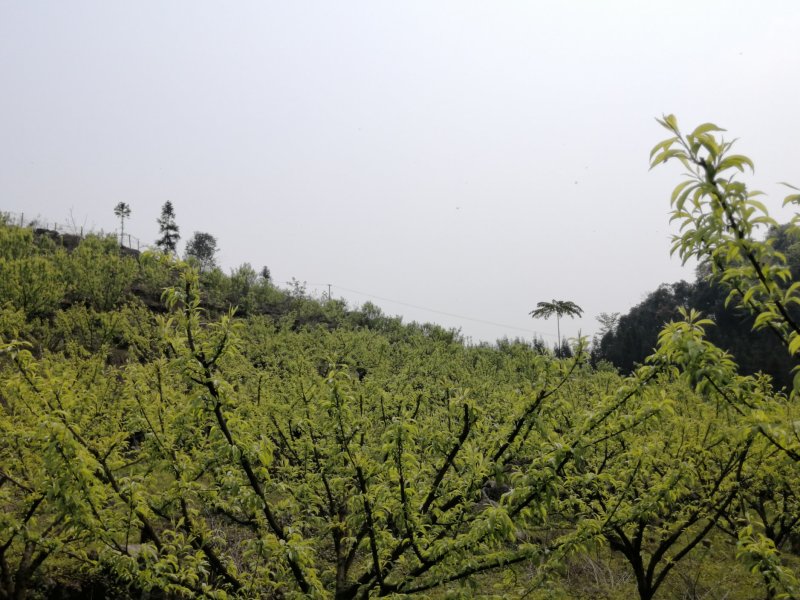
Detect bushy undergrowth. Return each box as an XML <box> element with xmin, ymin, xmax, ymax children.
<box><xmin>2</xmin><ymin>118</ymin><xmax>800</xmax><ymax>599</ymax></box>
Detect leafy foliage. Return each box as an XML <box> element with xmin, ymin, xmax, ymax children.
<box><xmin>114</xmin><ymin>202</ymin><xmax>132</xmax><ymax>245</ymax></box>
<box><xmin>651</xmin><ymin>116</ymin><xmax>800</xmax><ymax>370</ymax></box>
<box><xmin>156</xmin><ymin>201</ymin><xmax>181</xmax><ymax>254</ymax></box>
<box><xmin>529</xmin><ymin>299</ymin><xmax>583</xmax><ymax>349</ymax></box>
<box><xmin>3</xmin><ymin>119</ymin><xmax>800</xmax><ymax>600</ymax></box>
<box><xmin>596</xmin><ymin>251</ymin><xmax>799</xmax><ymax>388</ymax></box>
<box><xmin>185</xmin><ymin>232</ymin><xmax>219</xmax><ymax>273</ymax></box>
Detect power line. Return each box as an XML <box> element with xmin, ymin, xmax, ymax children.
<box><xmin>322</xmin><ymin>283</ymin><xmax>557</xmax><ymax>338</ymax></box>
<box><xmin>281</xmin><ymin>280</ymin><xmax>557</xmax><ymax>338</ymax></box>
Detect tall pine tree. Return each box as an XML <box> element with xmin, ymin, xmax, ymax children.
<box><xmin>156</xmin><ymin>201</ymin><xmax>180</xmax><ymax>253</ymax></box>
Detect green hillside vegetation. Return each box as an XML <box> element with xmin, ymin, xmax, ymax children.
<box><xmin>595</xmin><ymin>225</ymin><xmax>800</xmax><ymax>389</ymax></box>
<box><xmin>2</xmin><ymin>118</ymin><xmax>800</xmax><ymax>599</ymax></box>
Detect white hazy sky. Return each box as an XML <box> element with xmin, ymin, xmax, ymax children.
<box><xmin>2</xmin><ymin>1</ymin><xmax>799</xmax><ymax>344</ymax></box>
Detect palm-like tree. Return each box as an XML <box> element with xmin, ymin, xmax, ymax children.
<box><xmin>529</xmin><ymin>299</ymin><xmax>583</xmax><ymax>349</ymax></box>
<box><xmin>114</xmin><ymin>202</ymin><xmax>131</xmax><ymax>246</ymax></box>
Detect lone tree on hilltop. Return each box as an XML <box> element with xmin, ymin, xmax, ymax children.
<box><xmin>185</xmin><ymin>231</ymin><xmax>218</xmax><ymax>273</ymax></box>
<box><xmin>113</xmin><ymin>202</ymin><xmax>131</xmax><ymax>246</ymax></box>
<box><xmin>155</xmin><ymin>201</ymin><xmax>180</xmax><ymax>254</ymax></box>
<box><xmin>530</xmin><ymin>299</ymin><xmax>583</xmax><ymax>349</ymax></box>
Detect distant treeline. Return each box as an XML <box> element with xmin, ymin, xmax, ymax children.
<box><xmin>0</xmin><ymin>217</ymin><xmax>471</xmax><ymax>350</ymax></box>
<box><xmin>595</xmin><ymin>224</ymin><xmax>800</xmax><ymax>390</ymax></box>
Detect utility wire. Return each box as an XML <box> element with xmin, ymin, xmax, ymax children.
<box><xmin>289</xmin><ymin>281</ymin><xmax>557</xmax><ymax>338</ymax></box>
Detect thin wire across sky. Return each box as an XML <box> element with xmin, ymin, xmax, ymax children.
<box><xmin>296</xmin><ymin>281</ymin><xmax>558</xmax><ymax>339</ymax></box>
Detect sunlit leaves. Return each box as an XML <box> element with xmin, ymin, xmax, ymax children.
<box><xmin>652</xmin><ymin>117</ymin><xmax>800</xmax><ymax>380</ymax></box>
<box><xmin>4</xmin><ymin>120</ymin><xmax>800</xmax><ymax>598</ymax></box>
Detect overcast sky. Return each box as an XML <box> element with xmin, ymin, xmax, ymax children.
<box><xmin>2</xmin><ymin>1</ymin><xmax>799</xmax><ymax>344</ymax></box>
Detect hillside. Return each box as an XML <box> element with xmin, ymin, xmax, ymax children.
<box><xmin>1</xmin><ymin>201</ymin><xmax>799</xmax><ymax>599</ymax></box>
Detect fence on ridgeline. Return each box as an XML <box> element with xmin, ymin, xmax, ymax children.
<box><xmin>2</xmin><ymin>210</ymin><xmax>147</xmax><ymax>252</ymax></box>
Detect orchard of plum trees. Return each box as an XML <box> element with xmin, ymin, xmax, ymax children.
<box><xmin>1</xmin><ymin>119</ymin><xmax>799</xmax><ymax>599</ymax></box>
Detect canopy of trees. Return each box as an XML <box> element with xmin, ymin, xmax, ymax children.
<box><xmin>185</xmin><ymin>231</ymin><xmax>218</xmax><ymax>273</ymax></box>
<box><xmin>596</xmin><ymin>228</ymin><xmax>800</xmax><ymax>390</ymax></box>
<box><xmin>2</xmin><ymin>118</ymin><xmax>800</xmax><ymax>599</ymax></box>
<box><xmin>156</xmin><ymin>201</ymin><xmax>181</xmax><ymax>254</ymax></box>
<box><xmin>529</xmin><ymin>299</ymin><xmax>583</xmax><ymax>350</ymax></box>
